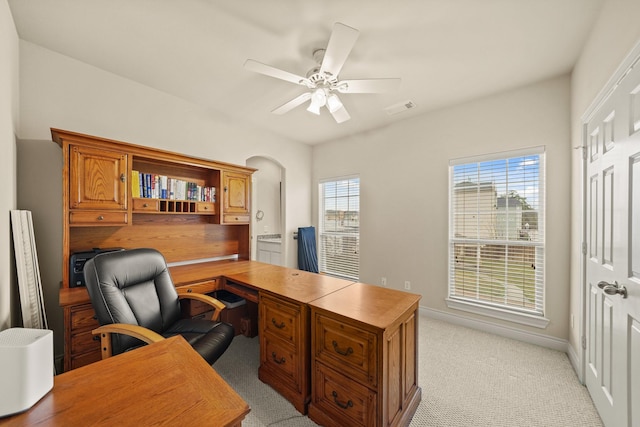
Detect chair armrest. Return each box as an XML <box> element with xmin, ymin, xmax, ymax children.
<box><xmin>176</xmin><ymin>290</ymin><xmax>226</xmax><ymax>321</ymax></box>
<box><xmin>92</xmin><ymin>324</ymin><xmax>164</xmax><ymax>360</ymax></box>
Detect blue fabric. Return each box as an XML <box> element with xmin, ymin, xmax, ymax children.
<box><xmin>297</xmin><ymin>226</ymin><xmax>318</xmax><ymax>273</ymax></box>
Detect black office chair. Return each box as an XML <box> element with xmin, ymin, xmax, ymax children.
<box><xmin>83</xmin><ymin>248</ymin><xmax>234</xmax><ymax>365</ymax></box>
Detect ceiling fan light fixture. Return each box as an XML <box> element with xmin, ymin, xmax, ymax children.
<box><xmin>326</xmin><ymin>93</ymin><xmax>343</xmax><ymax>113</ymax></box>
<box><xmin>311</xmin><ymin>88</ymin><xmax>327</xmax><ymax>107</ymax></box>
<box><xmin>307</xmin><ymin>101</ymin><xmax>321</xmax><ymax>115</ymax></box>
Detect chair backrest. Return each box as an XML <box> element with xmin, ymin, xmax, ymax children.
<box><xmin>83</xmin><ymin>248</ymin><xmax>181</xmax><ymax>355</ymax></box>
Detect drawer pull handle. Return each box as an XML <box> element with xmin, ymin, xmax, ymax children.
<box><xmin>271</xmin><ymin>352</ymin><xmax>285</xmax><ymax>364</ymax></box>
<box><xmin>143</xmin><ymin>203</ymin><xmax>149</xmax><ymax>207</ymax></box>
<box><xmin>97</xmin><ymin>215</ymin><xmax>104</xmax><ymax>221</ymax></box>
<box><xmin>271</xmin><ymin>318</ymin><xmax>285</xmax><ymax>329</ymax></box>
<box><xmin>331</xmin><ymin>391</ymin><xmax>353</xmax><ymax>410</ymax></box>
<box><xmin>332</xmin><ymin>340</ymin><xmax>354</xmax><ymax>357</ymax></box>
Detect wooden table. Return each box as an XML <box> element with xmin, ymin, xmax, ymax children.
<box><xmin>0</xmin><ymin>336</ymin><xmax>250</xmax><ymax>426</ymax></box>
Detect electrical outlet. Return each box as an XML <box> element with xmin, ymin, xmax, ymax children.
<box><xmin>381</xmin><ymin>277</ymin><xmax>387</xmax><ymax>287</ymax></box>
<box><xmin>404</xmin><ymin>281</ymin><xmax>411</xmax><ymax>290</ymax></box>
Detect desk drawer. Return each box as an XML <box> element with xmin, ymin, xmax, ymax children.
<box><xmin>71</xmin><ymin>328</ymin><xmax>101</xmax><ymax>355</ymax></box>
<box><xmin>70</xmin><ymin>210</ymin><xmax>128</xmax><ymax>225</ymax></box>
<box><xmin>261</xmin><ymin>294</ymin><xmax>299</xmax><ymax>344</ymax></box>
<box><xmin>262</xmin><ymin>334</ymin><xmax>298</xmax><ymax>387</ymax></box>
<box><xmin>70</xmin><ymin>349</ymin><xmax>102</xmax><ymax>371</ymax></box>
<box><xmin>70</xmin><ymin>305</ymin><xmax>100</xmax><ymax>330</ymax></box>
<box><xmin>314</xmin><ymin>313</ymin><xmax>378</xmax><ymax>387</ymax></box>
<box><xmin>176</xmin><ymin>279</ymin><xmax>219</xmax><ymax>295</ymax></box>
<box><xmin>312</xmin><ymin>361</ymin><xmax>376</xmax><ymax>427</ymax></box>
<box><xmin>133</xmin><ymin>198</ymin><xmax>160</xmax><ymax>212</ymax></box>
<box><xmin>196</xmin><ymin>202</ymin><xmax>215</xmax><ymax>214</ymax></box>
<box><xmin>223</xmin><ymin>214</ymin><xmax>250</xmax><ymax>224</ymax></box>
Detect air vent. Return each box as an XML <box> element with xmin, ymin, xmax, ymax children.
<box><xmin>384</xmin><ymin>100</ymin><xmax>416</xmax><ymax>115</ymax></box>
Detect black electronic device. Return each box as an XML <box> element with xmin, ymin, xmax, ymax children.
<box><xmin>69</xmin><ymin>248</ymin><xmax>124</xmax><ymax>288</ymax></box>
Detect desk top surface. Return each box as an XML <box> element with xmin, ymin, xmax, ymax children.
<box><xmin>0</xmin><ymin>336</ymin><xmax>249</xmax><ymax>427</ymax></box>
<box><xmin>310</xmin><ymin>282</ymin><xmax>421</xmax><ymax>329</ymax></box>
<box><xmin>224</xmin><ymin>264</ymin><xmax>355</xmax><ymax>303</ymax></box>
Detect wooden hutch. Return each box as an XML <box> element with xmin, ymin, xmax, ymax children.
<box><xmin>53</xmin><ymin>128</ymin><xmax>255</xmax><ymax>372</ymax></box>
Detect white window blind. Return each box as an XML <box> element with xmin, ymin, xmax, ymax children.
<box><xmin>449</xmin><ymin>147</ymin><xmax>545</xmax><ymax>316</ymax></box>
<box><xmin>319</xmin><ymin>177</ymin><xmax>360</xmax><ymax>280</ymax></box>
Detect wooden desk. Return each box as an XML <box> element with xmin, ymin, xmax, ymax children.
<box><xmin>0</xmin><ymin>336</ymin><xmax>249</xmax><ymax>427</ymax></box>
<box><xmin>57</xmin><ymin>260</ymin><xmax>420</xmax><ymax>424</ymax></box>
<box><xmin>223</xmin><ymin>265</ymin><xmax>355</xmax><ymax>414</ymax></box>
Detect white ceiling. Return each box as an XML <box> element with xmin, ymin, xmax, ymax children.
<box><xmin>8</xmin><ymin>0</ymin><xmax>602</xmax><ymax>145</ymax></box>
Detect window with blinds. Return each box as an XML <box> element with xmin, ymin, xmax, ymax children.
<box><xmin>449</xmin><ymin>147</ymin><xmax>545</xmax><ymax>316</ymax></box>
<box><xmin>319</xmin><ymin>176</ymin><xmax>360</xmax><ymax>280</ymax></box>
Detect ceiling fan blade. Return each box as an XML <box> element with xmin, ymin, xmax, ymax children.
<box><xmin>319</xmin><ymin>23</ymin><xmax>360</xmax><ymax>77</ymax></box>
<box><xmin>271</xmin><ymin>92</ymin><xmax>312</xmax><ymax>115</ymax></box>
<box><xmin>330</xmin><ymin>105</ymin><xmax>351</xmax><ymax>124</ymax></box>
<box><xmin>244</xmin><ymin>59</ymin><xmax>308</xmax><ymax>86</ymax></box>
<box><xmin>337</xmin><ymin>78</ymin><xmax>401</xmax><ymax>93</ymax></box>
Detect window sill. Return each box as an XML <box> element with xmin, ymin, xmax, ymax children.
<box><xmin>445</xmin><ymin>298</ymin><xmax>550</xmax><ymax>329</ymax></box>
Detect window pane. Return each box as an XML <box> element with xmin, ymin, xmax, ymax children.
<box><xmin>449</xmin><ymin>150</ymin><xmax>544</xmax><ymax>316</ymax></box>
<box><xmin>319</xmin><ymin>177</ymin><xmax>360</xmax><ymax>280</ymax></box>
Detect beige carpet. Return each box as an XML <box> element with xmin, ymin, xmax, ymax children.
<box><xmin>214</xmin><ymin>313</ymin><xmax>603</xmax><ymax>426</ymax></box>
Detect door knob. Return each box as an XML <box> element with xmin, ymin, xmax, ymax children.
<box><xmin>597</xmin><ymin>280</ymin><xmax>628</xmax><ymax>298</ymax></box>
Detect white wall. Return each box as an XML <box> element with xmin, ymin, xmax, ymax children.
<box><xmin>0</xmin><ymin>0</ymin><xmax>19</xmax><ymax>330</ymax></box>
<box><xmin>16</xmin><ymin>40</ymin><xmax>312</xmax><ymax>359</ymax></box>
<box><xmin>17</xmin><ymin>39</ymin><xmax>312</xmax><ymax>270</ymax></box>
<box><xmin>569</xmin><ymin>0</ymin><xmax>640</xmax><ymax>367</ymax></box>
<box><xmin>313</xmin><ymin>75</ymin><xmax>572</xmax><ymax>342</ymax></box>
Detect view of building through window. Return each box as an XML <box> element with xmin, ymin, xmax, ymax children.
<box><xmin>319</xmin><ymin>177</ymin><xmax>360</xmax><ymax>280</ymax></box>
<box><xmin>449</xmin><ymin>149</ymin><xmax>545</xmax><ymax>315</ymax></box>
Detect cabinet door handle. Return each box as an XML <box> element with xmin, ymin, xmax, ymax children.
<box><xmin>332</xmin><ymin>340</ymin><xmax>354</xmax><ymax>356</ymax></box>
<box><xmin>271</xmin><ymin>318</ymin><xmax>285</xmax><ymax>329</ymax></box>
<box><xmin>92</xmin><ymin>335</ymin><xmax>100</xmax><ymax>341</ymax></box>
<box><xmin>271</xmin><ymin>352</ymin><xmax>286</xmax><ymax>364</ymax></box>
<box><xmin>331</xmin><ymin>391</ymin><xmax>353</xmax><ymax>409</ymax></box>
<box><xmin>120</xmin><ymin>173</ymin><xmax>126</xmax><ymax>182</ymax></box>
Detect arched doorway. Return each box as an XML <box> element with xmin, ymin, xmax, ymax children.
<box><xmin>246</xmin><ymin>156</ymin><xmax>285</xmax><ymax>265</ymax></box>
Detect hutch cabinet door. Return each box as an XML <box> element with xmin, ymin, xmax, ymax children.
<box><xmin>222</xmin><ymin>170</ymin><xmax>251</xmax><ymax>223</ymax></box>
<box><xmin>69</xmin><ymin>145</ymin><xmax>128</xmax><ymax>210</ymax></box>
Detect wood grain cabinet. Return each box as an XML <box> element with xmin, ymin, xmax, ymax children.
<box><xmin>66</xmin><ymin>303</ymin><xmax>102</xmax><ymax>370</ymax></box>
<box><xmin>69</xmin><ymin>145</ymin><xmax>128</xmax><ymax>211</ymax></box>
<box><xmin>69</xmin><ymin>144</ymin><xmax>129</xmax><ymax>226</ymax></box>
<box><xmin>221</xmin><ymin>170</ymin><xmax>251</xmax><ymax>224</ymax></box>
<box><xmin>258</xmin><ymin>293</ymin><xmax>308</xmax><ymax>414</ymax></box>
<box><xmin>308</xmin><ymin>283</ymin><xmax>422</xmax><ymax>427</ymax></box>
<box><xmin>53</xmin><ymin>128</ymin><xmax>255</xmax><ymax>372</ymax></box>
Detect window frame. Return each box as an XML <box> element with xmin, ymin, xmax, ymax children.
<box><xmin>446</xmin><ymin>147</ymin><xmax>549</xmax><ymax>328</ymax></box>
<box><xmin>318</xmin><ymin>175</ymin><xmax>360</xmax><ymax>281</ymax></box>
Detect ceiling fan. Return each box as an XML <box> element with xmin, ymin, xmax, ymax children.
<box><xmin>244</xmin><ymin>22</ymin><xmax>401</xmax><ymax>123</ymax></box>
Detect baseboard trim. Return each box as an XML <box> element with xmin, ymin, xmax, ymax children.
<box><xmin>566</xmin><ymin>342</ymin><xmax>584</xmax><ymax>383</ymax></box>
<box><xmin>420</xmin><ymin>306</ymin><xmax>569</xmax><ymax>352</ymax></box>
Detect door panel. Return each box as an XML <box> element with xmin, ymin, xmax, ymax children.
<box><xmin>584</xmin><ymin>56</ymin><xmax>640</xmax><ymax>427</ymax></box>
